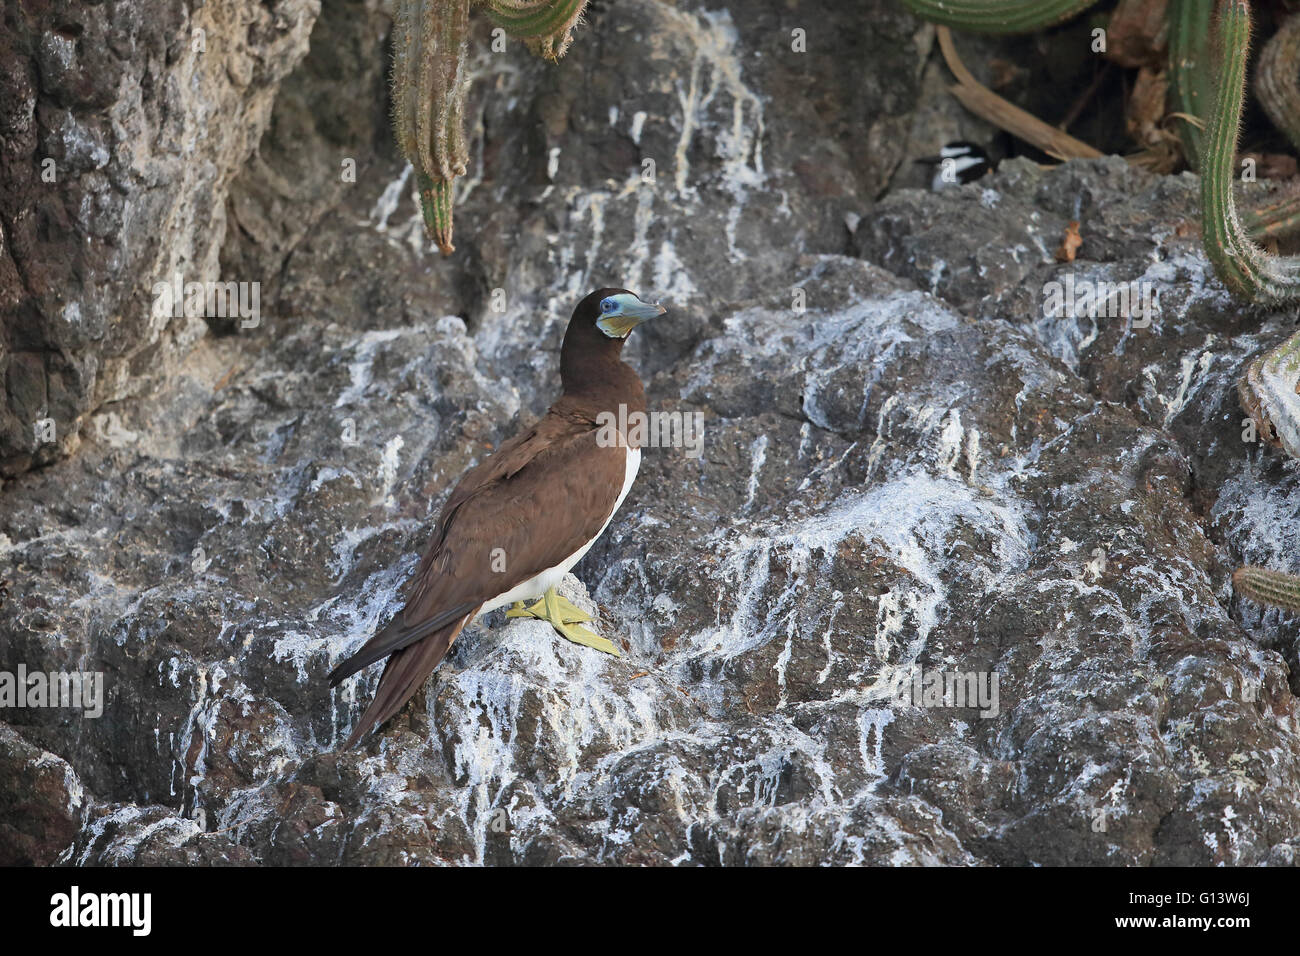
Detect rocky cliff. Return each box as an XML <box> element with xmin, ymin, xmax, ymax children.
<box><xmin>1</xmin><ymin>0</ymin><xmax>1298</xmax><ymax>865</ymax></box>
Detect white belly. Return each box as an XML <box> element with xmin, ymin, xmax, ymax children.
<box><xmin>478</xmin><ymin>447</ymin><xmax>640</xmax><ymax>615</ymax></box>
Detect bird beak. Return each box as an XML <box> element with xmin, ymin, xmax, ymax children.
<box><xmin>597</xmin><ymin>297</ymin><xmax>667</xmax><ymax>338</ymax></box>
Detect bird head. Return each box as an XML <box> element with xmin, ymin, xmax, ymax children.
<box><xmin>588</xmin><ymin>288</ymin><xmax>667</xmax><ymax>339</ymax></box>
<box><xmin>560</xmin><ymin>288</ymin><xmax>667</xmax><ymax>395</ymax></box>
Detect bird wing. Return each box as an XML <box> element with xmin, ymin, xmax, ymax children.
<box><xmin>329</xmin><ymin>407</ymin><xmax>632</xmax><ymax>744</ymax></box>
<box><xmin>415</xmin><ymin>411</ymin><xmax>628</xmax><ymax>600</ymax></box>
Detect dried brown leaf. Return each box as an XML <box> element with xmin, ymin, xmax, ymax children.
<box><xmin>1055</xmin><ymin>220</ymin><xmax>1083</xmax><ymax>263</ymax></box>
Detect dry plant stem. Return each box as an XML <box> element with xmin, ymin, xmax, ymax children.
<box><xmin>1059</xmin><ymin>62</ymin><xmax>1113</xmax><ymax>132</ymax></box>
<box><xmin>936</xmin><ymin>26</ymin><xmax>1104</xmax><ymax>161</ymax></box>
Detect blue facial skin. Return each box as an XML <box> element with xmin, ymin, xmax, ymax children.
<box><xmin>596</xmin><ymin>293</ymin><xmax>667</xmax><ymax>338</ymax></box>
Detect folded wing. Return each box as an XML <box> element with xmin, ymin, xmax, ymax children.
<box><xmin>331</xmin><ymin>409</ymin><xmax>630</xmax><ymax>746</ymax></box>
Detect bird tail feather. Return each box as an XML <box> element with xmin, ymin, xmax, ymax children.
<box><xmin>327</xmin><ymin>600</ymin><xmax>478</xmax><ymax>687</ymax></box>
<box><xmin>338</xmin><ymin>606</ymin><xmax>479</xmax><ymax>749</ymax></box>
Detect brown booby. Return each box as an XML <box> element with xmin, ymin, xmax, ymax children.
<box><xmin>329</xmin><ymin>288</ymin><xmax>666</xmax><ymax>747</ymax></box>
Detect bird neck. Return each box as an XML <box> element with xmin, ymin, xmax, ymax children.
<box><xmin>560</xmin><ymin>355</ymin><xmax>646</xmax><ymax>418</ymax></box>
<box><xmin>559</xmin><ymin>320</ymin><xmax>646</xmax><ymax>413</ymax></box>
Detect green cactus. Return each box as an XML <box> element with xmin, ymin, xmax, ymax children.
<box><xmin>417</xmin><ymin>172</ymin><xmax>457</xmax><ymax>251</ymax></box>
<box><xmin>1168</xmin><ymin>0</ymin><xmax>1214</xmax><ymax>170</ymax></box>
<box><xmin>1233</xmin><ymin>565</ymin><xmax>1300</xmax><ymax>614</ymax></box>
<box><xmin>484</xmin><ymin>0</ymin><xmax>588</xmax><ymax>60</ymax></box>
<box><xmin>1200</xmin><ymin>0</ymin><xmax>1300</xmax><ymax>306</ymax></box>
<box><xmin>391</xmin><ymin>0</ymin><xmax>471</xmax><ymax>255</ymax></box>
<box><xmin>391</xmin><ymin>0</ymin><xmax>590</xmax><ymax>254</ymax></box>
<box><xmin>898</xmin><ymin>0</ymin><xmax>1100</xmax><ymax>34</ymax></box>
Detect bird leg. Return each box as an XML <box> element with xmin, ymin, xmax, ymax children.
<box><xmin>506</xmin><ymin>588</ymin><xmax>620</xmax><ymax>656</ymax></box>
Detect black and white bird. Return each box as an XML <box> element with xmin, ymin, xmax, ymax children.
<box><xmin>327</xmin><ymin>288</ymin><xmax>666</xmax><ymax>748</ymax></box>
<box><xmin>915</xmin><ymin>141</ymin><xmax>994</xmax><ymax>190</ymax></box>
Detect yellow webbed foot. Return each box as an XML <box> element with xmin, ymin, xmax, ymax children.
<box><xmin>555</xmin><ymin>620</ymin><xmax>620</xmax><ymax>656</ymax></box>
<box><xmin>550</xmin><ymin>593</ymin><xmax>593</xmax><ymax>624</ymax></box>
<box><xmin>506</xmin><ymin>588</ymin><xmax>619</xmax><ymax>656</ymax></box>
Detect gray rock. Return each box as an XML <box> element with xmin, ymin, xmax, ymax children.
<box><xmin>2</xmin><ymin>0</ymin><xmax>1298</xmax><ymax>867</ymax></box>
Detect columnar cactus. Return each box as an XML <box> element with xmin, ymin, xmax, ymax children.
<box><xmin>1169</xmin><ymin>0</ymin><xmax>1214</xmax><ymax>170</ymax></box>
<box><xmin>1239</xmin><ymin>6</ymin><xmax>1300</xmax><ymax>242</ymax></box>
<box><xmin>1233</xmin><ymin>565</ymin><xmax>1300</xmax><ymax>614</ymax></box>
<box><xmin>897</xmin><ymin>0</ymin><xmax>1100</xmax><ymax>33</ymax></box>
<box><xmin>391</xmin><ymin>0</ymin><xmax>590</xmax><ymax>254</ymax></box>
<box><xmin>392</xmin><ymin>0</ymin><xmax>472</xmax><ymax>254</ymax></box>
<box><xmin>1199</xmin><ymin>0</ymin><xmax>1300</xmax><ymax>306</ymax></box>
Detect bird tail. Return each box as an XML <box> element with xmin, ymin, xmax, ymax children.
<box><xmin>338</xmin><ymin>606</ymin><xmax>479</xmax><ymax>749</ymax></box>
<box><xmin>328</xmin><ymin>600</ymin><xmax>479</xmax><ymax>687</ymax></box>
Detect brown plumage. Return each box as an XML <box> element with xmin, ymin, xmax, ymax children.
<box><xmin>329</xmin><ymin>288</ymin><xmax>661</xmax><ymax>747</ymax></box>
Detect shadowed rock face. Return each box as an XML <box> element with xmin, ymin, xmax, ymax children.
<box><xmin>1</xmin><ymin>0</ymin><xmax>1299</xmax><ymax>867</ymax></box>
<box><xmin>0</xmin><ymin>0</ymin><xmax>320</xmax><ymax>476</ymax></box>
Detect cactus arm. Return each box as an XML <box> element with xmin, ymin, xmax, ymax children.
<box><xmin>899</xmin><ymin>0</ymin><xmax>1100</xmax><ymax>33</ymax></box>
<box><xmin>1200</xmin><ymin>0</ymin><xmax>1300</xmax><ymax>306</ymax></box>
<box><xmin>1168</xmin><ymin>0</ymin><xmax>1214</xmax><ymax>169</ymax></box>
<box><xmin>391</xmin><ymin>0</ymin><xmax>471</xmax><ymax>255</ymax></box>
<box><xmin>1255</xmin><ymin>12</ymin><xmax>1300</xmax><ymax>154</ymax></box>
<box><xmin>1233</xmin><ymin>565</ymin><xmax>1300</xmax><ymax>613</ymax></box>
<box><xmin>484</xmin><ymin>0</ymin><xmax>589</xmax><ymax>61</ymax></box>
<box><xmin>483</xmin><ymin>0</ymin><xmax>585</xmax><ymax>38</ymax></box>
<box><xmin>417</xmin><ymin>172</ymin><xmax>457</xmax><ymax>255</ymax></box>
<box><xmin>387</xmin><ymin>0</ymin><xmax>590</xmax><ymax>254</ymax></box>
<box><xmin>391</xmin><ymin>1</ymin><xmax>419</xmax><ymax>161</ymax></box>
<box><xmin>415</xmin><ymin>12</ymin><xmax>440</xmax><ymax>183</ymax></box>
<box><xmin>1226</xmin><ymin>5</ymin><xmax>1300</xmax><ymax>242</ymax></box>
<box><xmin>1245</xmin><ymin>190</ymin><xmax>1300</xmax><ymax>242</ymax></box>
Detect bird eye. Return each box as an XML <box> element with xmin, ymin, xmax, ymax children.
<box><xmin>601</xmin><ymin>299</ymin><xmax>615</xmax><ymax>312</ymax></box>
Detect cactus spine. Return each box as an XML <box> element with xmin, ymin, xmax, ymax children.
<box><xmin>391</xmin><ymin>0</ymin><xmax>590</xmax><ymax>254</ymax></box>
